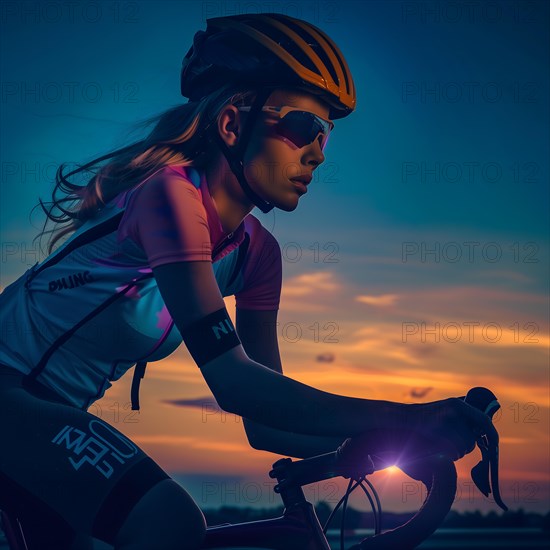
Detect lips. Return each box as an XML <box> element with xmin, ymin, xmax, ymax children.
<box><xmin>290</xmin><ymin>179</ymin><xmax>308</xmax><ymax>194</ymax></box>
<box><xmin>290</xmin><ymin>174</ymin><xmax>312</xmax><ymax>185</ymax></box>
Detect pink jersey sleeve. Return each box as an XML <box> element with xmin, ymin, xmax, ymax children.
<box><xmin>235</xmin><ymin>224</ymin><xmax>282</xmax><ymax>311</ymax></box>
<box><xmin>117</xmin><ymin>167</ymin><xmax>212</xmax><ymax>268</ymax></box>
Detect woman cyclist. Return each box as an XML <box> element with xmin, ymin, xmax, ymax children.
<box><xmin>0</xmin><ymin>13</ymin><xmax>497</xmax><ymax>550</ymax></box>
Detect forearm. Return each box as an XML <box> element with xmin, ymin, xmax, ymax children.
<box><xmin>243</xmin><ymin>417</ymin><xmax>346</xmax><ymax>459</ymax></box>
<box><xmin>202</xmin><ymin>349</ymin><xmax>406</xmax><ymax>439</ymax></box>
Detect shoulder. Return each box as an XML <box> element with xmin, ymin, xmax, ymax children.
<box><xmin>242</xmin><ymin>215</ymin><xmax>281</xmax><ymax>271</ymax></box>
<box><xmin>244</xmin><ymin>214</ymin><xmax>280</xmax><ymax>250</ymax></box>
<box><xmin>110</xmin><ymin>164</ymin><xmax>201</xmax><ymax>208</ymax></box>
<box><xmin>127</xmin><ymin>165</ymin><xmax>202</xmax><ymax>205</ymax></box>
<box><xmin>116</xmin><ymin>165</ymin><xmax>209</xmax><ymax>246</ymax></box>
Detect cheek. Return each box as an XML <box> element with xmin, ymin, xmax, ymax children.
<box><xmin>246</xmin><ymin>137</ymin><xmax>301</xmax><ymax>183</ymax></box>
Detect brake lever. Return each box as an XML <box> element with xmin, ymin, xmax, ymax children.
<box><xmin>463</xmin><ymin>387</ymin><xmax>508</xmax><ymax>511</ymax></box>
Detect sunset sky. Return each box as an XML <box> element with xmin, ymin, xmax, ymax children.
<box><xmin>1</xmin><ymin>0</ymin><xmax>548</xmax><ymax>515</ymax></box>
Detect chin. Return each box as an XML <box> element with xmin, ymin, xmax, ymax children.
<box><xmin>270</xmin><ymin>195</ymin><xmax>300</xmax><ymax>212</ymax></box>
<box><xmin>253</xmin><ymin>184</ymin><xmax>301</xmax><ymax>212</ymax></box>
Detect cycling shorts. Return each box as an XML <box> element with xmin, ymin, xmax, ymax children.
<box><xmin>0</xmin><ymin>363</ymin><xmax>170</xmax><ymax>548</ymax></box>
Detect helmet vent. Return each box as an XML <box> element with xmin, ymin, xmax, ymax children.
<box><xmin>245</xmin><ymin>17</ymin><xmax>320</xmax><ymax>76</ymax></box>
<box><xmin>323</xmin><ymin>37</ymin><xmax>350</xmax><ymax>91</ymax></box>
<box><xmin>277</xmin><ymin>17</ymin><xmax>340</xmax><ymax>84</ymax></box>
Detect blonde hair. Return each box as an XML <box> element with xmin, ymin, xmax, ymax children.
<box><xmin>33</xmin><ymin>85</ymin><xmax>258</xmax><ymax>255</ymax></box>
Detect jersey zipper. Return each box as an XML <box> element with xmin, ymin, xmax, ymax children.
<box><xmin>212</xmin><ymin>231</ymin><xmax>234</xmax><ymax>259</ymax></box>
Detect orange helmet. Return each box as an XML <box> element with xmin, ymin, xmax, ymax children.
<box><xmin>181</xmin><ymin>13</ymin><xmax>356</xmax><ymax>120</ymax></box>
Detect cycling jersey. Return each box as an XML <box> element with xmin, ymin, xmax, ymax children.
<box><xmin>0</xmin><ymin>164</ymin><xmax>282</xmax><ymax>411</ymax></box>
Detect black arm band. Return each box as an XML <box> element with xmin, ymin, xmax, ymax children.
<box><xmin>181</xmin><ymin>307</ymin><xmax>242</xmax><ymax>367</ymax></box>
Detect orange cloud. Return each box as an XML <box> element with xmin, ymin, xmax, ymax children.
<box><xmin>132</xmin><ymin>434</ymin><xmax>249</xmax><ymax>453</ymax></box>
<box><xmin>356</xmin><ymin>294</ymin><xmax>400</xmax><ymax>306</ymax></box>
<box><xmin>278</xmin><ymin>272</ymin><xmax>343</xmax><ymax>312</ymax></box>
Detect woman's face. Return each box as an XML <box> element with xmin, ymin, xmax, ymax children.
<box><xmin>237</xmin><ymin>87</ymin><xmax>331</xmax><ymax>212</ymax></box>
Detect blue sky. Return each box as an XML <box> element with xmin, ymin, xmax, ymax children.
<box><xmin>1</xmin><ymin>0</ymin><xmax>549</xmax><ymax>513</ymax></box>
<box><xmin>1</xmin><ymin>0</ymin><xmax>548</xmax><ymax>284</ymax></box>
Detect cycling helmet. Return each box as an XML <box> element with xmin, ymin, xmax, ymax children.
<box><xmin>180</xmin><ymin>13</ymin><xmax>356</xmax><ymax>212</ymax></box>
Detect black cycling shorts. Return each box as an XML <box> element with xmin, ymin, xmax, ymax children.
<box><xmin>0</xmin><ymin>364</ymin><xmax>170</xmax><ymax>548</ymax></box>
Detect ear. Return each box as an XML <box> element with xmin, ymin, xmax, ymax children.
<box><xmin>217</xmin><ymin>105</ymin><xmax>241</xmax><ymax>147</ymax></box>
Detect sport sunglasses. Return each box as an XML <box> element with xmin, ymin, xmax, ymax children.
<box><xmin>237</xmin><ymin>105</ymin><xmax>334</xmax><ymax>151</ymax></box>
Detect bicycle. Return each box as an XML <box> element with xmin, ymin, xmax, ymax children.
<box><xmin>1</xmin><ymin>387</ymin><xmax>507</xmax><ymax>550</ymax></box>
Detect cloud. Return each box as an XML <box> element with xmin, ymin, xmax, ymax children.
<box><xmin>163</xmin><ymin>396</ymin><xmax>221</xmax><ymax>410</ymax></box>
<box><xmin>283</xmin><ymin>272</ymin><xmax>341</xmax><ymax>297</ymax></box>
<box><xmin>280</xmin><ymin>271</ymin><xmax>342</xmax><ymax>312</ymax></box>
<box><xmin>315</xmin><ymin>352</ymin><xmax>335</xmax><ymax>363</ymax></box>
<box><xmin>393</xmin><ymin>286</ymin><xmax>547</xmax><ymax>326</ymax></box>
<box><xmin>409</xmin><ymin>387</ymin><xmax>433</xmax><ymax>398</ymax></box>
<box><xmin>356</xmin><ymin>294</ymin><xmax>399</xmax><ymax>307</ymax></box>
<box><xmin>132</xmin><ymin>434</ymin><xmax>249</xmax><ymax>453</ymax></box>
<box><xmin>500</xmin><ymin>437</ymin><xmax>531</xmax><ymax>445</ymax></box>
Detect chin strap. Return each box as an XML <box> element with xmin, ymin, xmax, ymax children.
<box><xmin>213</xmin><ymin>86</ymin><xmax>275</xmax><ymax>214</ymax></box>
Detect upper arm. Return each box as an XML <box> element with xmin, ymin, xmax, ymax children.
<box><xmin>153</xmin><ymin>261</ymin><xmax>227</xmax><ymax>330</ymax></box>
<box><xmin>153</xmin><ymin>260</ymin><xmax>248</xmax><ymax>409</ymax></box>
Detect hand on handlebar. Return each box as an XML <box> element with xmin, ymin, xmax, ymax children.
<box><xmin>405</xmin><ymin>396</ymin><xmax>496</xmax><ymax>461</ymax></box>
<box><xmin>337</xmin><ymin>398</ymin><xmax>483</xmax><ymax>475</ymax></box>
<box><xmin>406</xmin><ymin>388</ymin><xmax>507</xmax><ymax>510</ymax></box>
<box><xmin>336</xmin><ymin>387</ymin><xmax>508</xmax><ymax>511</ymax></box>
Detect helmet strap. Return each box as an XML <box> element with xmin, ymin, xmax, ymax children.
<box><xmin>213</xmin><ymin>86</ymin><xmax>275</xmax><ymax>214</ymax></box>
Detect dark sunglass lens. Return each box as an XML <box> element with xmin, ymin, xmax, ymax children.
<box><xmin>276</xmin><ymin>111</ymin><xmax>322</xmax><ymax>148</ymax></box>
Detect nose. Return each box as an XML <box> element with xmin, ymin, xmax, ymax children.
<box><xmin>303</xmin><ymin>137</ymin><xmax>325</xmax><ymax>167</ymax></box>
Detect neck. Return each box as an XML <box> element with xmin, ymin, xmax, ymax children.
<box><xmin>202</xmin><ymin>156</ymin><xmax>255</xmax><ymax>234</ymax></box>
